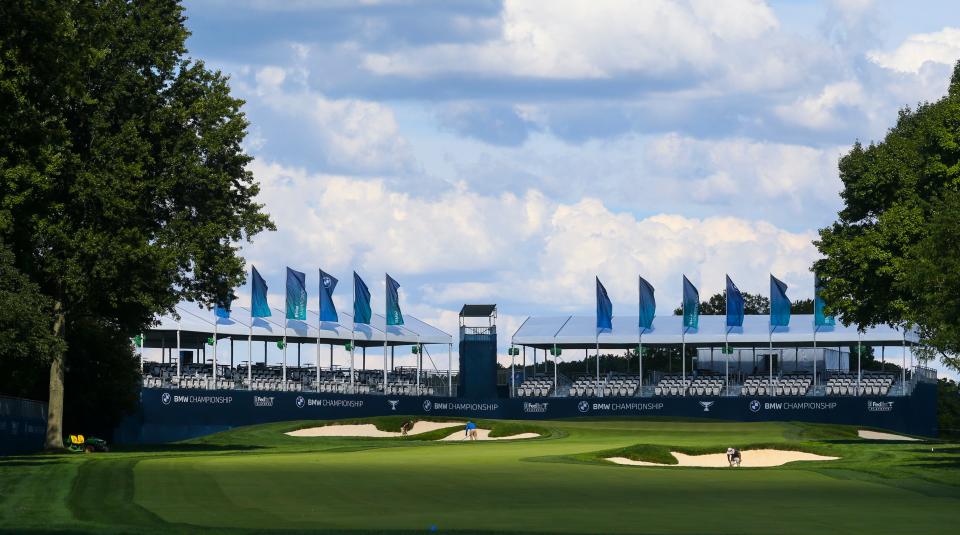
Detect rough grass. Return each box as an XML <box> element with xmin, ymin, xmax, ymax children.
<box><xmin>2</xmin><ymin>418</ymin><xmax>959</xmax><ymax>534</ymax></box>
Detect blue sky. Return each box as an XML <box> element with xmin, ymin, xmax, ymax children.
<box><xmin>177</xmin><ymin>0</ymin><xmax>960</xmax><ymax>371</ymax></box>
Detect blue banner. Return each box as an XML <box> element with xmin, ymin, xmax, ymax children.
<box><xmin>353</xmin><ymin>272</ymin><xmax>372</xmax><ymax>325</ymax></box>
<box><xmin>725</xmin><ymin>275</ymin><xmax>744</xmax><ymax>327</ymax></box>
<box><xmin>286</xmin><ymin>267</ymin><xmax>307</xmax><ymax>321</ymax></box>
<box><xmin>638</xmin><ymin>276</ymin><xmax>655</xmax><ymax>331</ymax></box>
<box><xmin>251</xmin><ymin>266</ymin><xmax>271</xmax><ymax>318</ymax></box>
<box><xmin>319</xmin><ymin>269</ymin><xmax>339</xmax><ymax>322</ymax></box>
<box><xmin>596</xmin><ymin>277</ymin><xmax>613</xmax><ymax>334</ymax></box>
<box><xmin>385</xmin><ymin>273</ymin><xmax>404</xmax><ymax>326</ymax></box>
<box><xmin>682</xmin><ymin>275</ymin><xmax>699</xmax><ymax>330</ymax></box>
<box><xmin>214</xmin><ymin>304</ymin><xmax>231</xmax><ymax>319</ymax></box>
<box><xmin>815</xmin><ymin>275</ymin><xmax>835</xmax><ymax>327</ymax></box>
<box><xmin>770</xmin><ymin>274</ymin><xmax>790</xmax><ymax>327</ymax></box>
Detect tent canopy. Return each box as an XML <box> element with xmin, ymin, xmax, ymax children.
<box><xmin>511</xmin><ymin>314</ymin><xmax>919</xmax><ymax>349</ymax></box>
<box><xmin>145</xmin><ymin>304</ymin><xmax>452</xmax><ymax>348</ymax></box>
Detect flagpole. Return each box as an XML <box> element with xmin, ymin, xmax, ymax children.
<box><xmin>769</xmin><ymin>325</ymin><xmax>774</xmax><ymax>397</ymax></box>
<box><xmin>282</xmin><ymin>316</ymin><xmax>288</xmax><ymax>391</ymax></box>
<box><xmin>638</xmin><ymin>331</ymin><xmax>643</xmax><ymax>395</ymax></box>
<box><xmin>725</xmin><ymin>327</ymin><xmax>730</xmax><ymax>397</ymax></box>
<box><xmin>176</xmin><ymin>322</ymin><xmax>181</xmax><ymax>381</ymax></box>
<box><xmin>247</xmin><ymin>324</ymin><xmax>253</xmax><ymax>389</ymax></box>
<box><xmin>595</xmin><ymin>334</ymin><xmax>600</xmax><ymax>398</ymax></box>
<box><xmin>681</xmin><ymin>292</ymin><xmax>685</xmax><ymax>397</ymax></box>
<box><xmin>316</xmin><ymin>319</ymin><xmax>321</xmax><ymax>393</ymax></box>
<box><xmin>213</xmin><ymin>321</ymin><xmax>218</xmax><ymax>389</ymax></box>
<box><xmin>813</xmin><ymin>324</ymin><xmax>818</xmax><ymax>394</ymax></box>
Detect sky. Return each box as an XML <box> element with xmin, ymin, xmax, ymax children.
<box><xmin>173</xmin><ymin>0</ymin><xmax>960</xmax><ymax>374</ymax></box>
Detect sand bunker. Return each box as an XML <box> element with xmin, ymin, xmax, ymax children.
<box><xmin>439</xmin><ymin>429</ymin><xmax>540</xmax><ymax>441</ymax></box>
<box><xmin>286</xmin><ymin>421</ymin><xmax>463</xmax><ymax>438</ymax></box>
<box><xmin>607</xmin><ymin>449</ymin><xmax>838</xmax><ymax>468</ymax></box>
<box><xmin>858</xmin><ymin>430</ymin><xmax>920</xmax><ymax>441</ymax></box>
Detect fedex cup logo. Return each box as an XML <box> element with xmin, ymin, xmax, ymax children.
<box><xmin>388</xmin><ymin>400</ymin><xmax>399</xmax><ymax>411</ymax></box>
<box><xmin>699</xmin><ymin>401</ymin><xmax>714</xmax><ymax>412</ymax></box>
<box><xmin>161</xmin><ymin>393</ymin><xmax>172</xmax><ymax>405</ymax></box>
<box><xmin>295</xmin><ymin>396</ymin><xmax>305</xmax><ymax>408</ymax></box>
<box><xmin>749</xmin><ymin>400</ymin><xmax>761</xmax><ymax>413</ymax></box>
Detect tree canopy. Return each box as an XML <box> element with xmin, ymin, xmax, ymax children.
<box><xmin>673</xmin><ymin>292</ymin><xmax>813</xmax><ymax>315</ymax></box>
<box><xmin>0</xmin><ymin>0</ymin><xmax>273</xmax><ymax>447</ymax></box>
<box><xmin>814</xmin><ymin>61</ymin><xmax>960</xmax><ymax>371</ymax></box>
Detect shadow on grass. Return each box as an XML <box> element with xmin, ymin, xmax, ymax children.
<box><xmin>0</xmin><ymin>456</ymin><xmax>67</xmax><ymax>467</ymax></box>
<box><xmin>110</xmin><ymin>443</ymin><xmax>266</xmax><ymax>453</ymax></box>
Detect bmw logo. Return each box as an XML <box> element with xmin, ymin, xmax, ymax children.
<box><xmin>749</xmin><ymin>400</ymin><xmax>761</xmax><ymax>413</ymax></box>
<box><xmin>577</xmin><ymin>401</ymin><xmax>590</xmax><ymax>413</ymax></box>
<box><xmin>323</xmin><ymin>277</ymin><xmax>332</xmax><ymax>288</ymax></box>
<box><xmin>161</xmin><ymin>392</ymin><xmax>172</xmax><ymax>405</ymax></box>
<box><xmin>295</xmin><ymin>396</ymin><xmax>305</xmax><ymax>408</ymax></box>
<box><xmin>423</xmin><ymin>399</ymin><xmax>432</xmax><ymax>412</ymax></box>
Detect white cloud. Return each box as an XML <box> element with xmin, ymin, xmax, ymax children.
<box><xmin>237</xmin><ymin>66</ymin><xmax>415</xmax><ymax>174</ymax></box>
<box><xmin>363</xmin><ymin>0</ymin><xmax>778</xmax><ymax>79</ymax></box>
<box><xmin>774</xmin><ymin>81</ymin><xmax>867</xmax><ymax>129</ymax></box>
<box><xmin>868</xmin><ymin>27</ymin><xmax>960</xmax><ymax>73</ymax></box>
<box><xmin>243</xmin><ymin>159</ymin><xmax>821</xmax><ymax>324</ymax></box>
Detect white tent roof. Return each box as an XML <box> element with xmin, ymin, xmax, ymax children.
<box><xmin>512</xmin><ymin>314</ymin><xmax>918</xmax><ymax>348</ymax></box>
<box><xmin>148</xmin><ymin>304</ymin><xmax>452</xmax><ymax>346</ymax></box>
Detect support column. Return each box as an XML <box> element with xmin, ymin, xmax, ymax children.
<box><xmin>447</xmin><ymin>343</ymin><xmax>452</xmax><ymax>397</ymax></box>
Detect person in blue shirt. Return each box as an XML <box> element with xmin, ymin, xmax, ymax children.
<box><xmin>464</xmin><ymin>421</ymin><xmax>477</xmax><ymax>440</ymax></box>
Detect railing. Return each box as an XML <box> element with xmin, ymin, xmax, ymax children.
<box><xmin>914</xmin><ymin>366</ymin><xmax>937</xmax><ymax>383</ymax></box>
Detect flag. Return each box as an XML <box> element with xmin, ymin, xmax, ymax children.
<box><xmin>682</xmin><ymin>275</ymin><xmax>699</xmax><ymax>329</ymax></box>
<box><xmin>214</xmin><ymin>304</ymin><xmax>231</xmax><ymax>319</ymax></box>
<box><xmin>638</xmin><ymin>276</ymin><xmax>655</xmax><ymax>331</ymax></box>
<box><xmin>251</xmin><ymin>266</ymin><xmax>271</xmax><ymax>318</ymax></box>
<box><xmin>385</xmin><ymin>273</ymin><xmax>404</xmax><ymax>326</ymax></box>
<box><xmin>814</xmin><ymin>274</ymin><xmax>835</xmax><ymax>327</ymax></box>
<box><xmin>725</xmin><ymin>275</ymin><xmax>744</xmax><ymax>327</ymax></box>
<box><xmin>353</xmin><ymin>272</ymin><xmax>372</xmax><ymax>325</ymax></box>
<box><xmin>286</xmin><ymin>267</ymin><xmax>307</xmax><ymax>321</ymax></box>
<box><xmin>319</xmin><ymin>269</ymin><xmax>339</xmax><ymax>322</ymax></box>
<box><xmin>770</xmin><ymin>274</ymin><xmax>790</xmax><ymax>327</ymax></box>
<box><xmin>596</xmin><ymin>277</ymin><xmax>613</xmax><ymax>334</ymax></box>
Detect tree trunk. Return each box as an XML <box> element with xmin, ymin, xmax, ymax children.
<box><xmin>45</xmin><ymin>300</ymin><xmax>66</xmax><ymax>450</ymax></box>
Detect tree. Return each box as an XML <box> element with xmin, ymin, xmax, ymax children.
<box><xmin>0</xmin><ymin>241</ymin><xmax>64</xmax><ymax>398</ymax></box>
<box><xmin>673</xmin><ymin>292</ymin><xmax>812</xmax><ymax>315</ymax></box>
<box><xmin>814</xmin><ymin>61</ymin><xmax>960</xmax><ymax>371</ymax></box>
<box><xmin>0</xmin><ymin>1</ymin><xmax>273</xmax><ymax>448</ymax></box>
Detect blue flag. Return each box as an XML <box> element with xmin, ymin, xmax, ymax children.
<box><xmin>251</xmin><ymin>266</ymin><xmax>271</xmax><ymax>318</ymax></box>
<box><xmin>214</xmin><ymin>304</ymin><xmax>231</xmax><ymax>319</ymax></box>
<box><xmin>385</xmin><ymin>273</ymin><xmax>404</xmax><ymax>326</ymax></box>
<box><xmin>814</xmin><ymin>274</ymin><xmax>835</xmax><ymax>327</ymax></box>
<box><xmin>682</xmin><ymin>275</ymin><xmax>699</xmax><ymax>329</ymax></box>
<box><xmin>596</xmin><ymin>277</ymin><xmax>613</xmax><ymax>334</ymax></box>
<box><xmin>286</xmin><ymin>267</ymin><xmax>307</xmax><ymax>321</ymax></box>
<box><xmin>319</xmin><ymin>269</ymin><xmax>339</xmax><ymax>322</ymax></box>
<box><xmin>638</xmin><ymin>276</ymin><xmax>655</xmax><ymax>331</ymax></box>
<box><xmin>353</xmin><ymin>272</ymin><xmax>372</xmax><ymax>325</ymax></box>
<box><xmin>770</xmin><ymin>274</ymin><xmax>790</xmax><ymax>327</ymax></box>
<box><xmin>725</xmin><ymin>275</ymin><xmax>744</xmax><ymax>327</ymax></box>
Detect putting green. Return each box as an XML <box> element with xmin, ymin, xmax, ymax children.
<box><xmin>2</xmin><ymin>418</ymin><xmax>959</xmax><ymax>534</ymax></box>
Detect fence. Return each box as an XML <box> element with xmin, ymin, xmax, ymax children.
<box><xmin>0</xmin><ymin>395</ymin><xmax>48</xmax><ymax>455</ymax></box>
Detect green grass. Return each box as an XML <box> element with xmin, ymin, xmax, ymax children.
<box><xmin>2</xmin><ymin>418</ymin><xmax>959</xmax><ymax>534</ymax></box>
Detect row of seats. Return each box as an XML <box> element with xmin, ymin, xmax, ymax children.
<box><xmin>516</xmin><ymin>378</ymin><xmax>553</xmax><ymax>397</ymax></box>
<box><xmin>826</xmin><ymin>374</ymin><xmax>894</xmax><ymax>396</ymax></box>
<box><xmin>740</xmin><ymin>374</ymin><xmax>812</xmax><ymax>396</ymax></box>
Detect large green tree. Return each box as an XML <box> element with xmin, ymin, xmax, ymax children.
<box><xmin>814</xmin><ymin>61</ymin><xmax>960</xmax><ymax>372</ymax></box>
<box><xmin>0</xmin><ymin>1</ymin><xmax>273</xmax><ymax>448</ymax></box>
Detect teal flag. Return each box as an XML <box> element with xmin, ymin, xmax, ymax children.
<box><xmin>251</xmin><ymin>266</ymin><xmax>271</xmax><ymax>318</ymax></box>
<box><xmin>815</xmin><ymin>274</ymin><xmax>835</xmax><ymax>327</ymax></box>
<box><xmin>596</xmin><ymin>277</ymin><xmax>613</xmax><ymax>334</ymax></box>
<box><xmin>682</xmin><ymin>275</ymin><xmax>699</xmax><ymax>330</ymax></box>
<box><xmin>353</xmin><ymin>272</ymin><xmax>372</xmax><ymax>325</ymax></box>
<box><xmin>286</xmin><ymin>267</ymin><xmax>307</xmax><ymax>321</ymax></box>
<box><xmin>638</xmin><ymin>276</ymin><xmax>655</xmax><ymax>331</ymax></box>
<box><xmin>770</xmin><ymin>274</ymin><xmax>790</xmax><ymax>327</ymax></box>
<box><xmin>385</xmin><ymin>273</ymin><xmax>404</xmax><ymax>326</ymax></box>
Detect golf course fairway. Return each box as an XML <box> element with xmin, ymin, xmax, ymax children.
<box><xmin>1</xmin><ymin>418</ymin><xmax>959</xmax><ymax>534</ymax></box>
